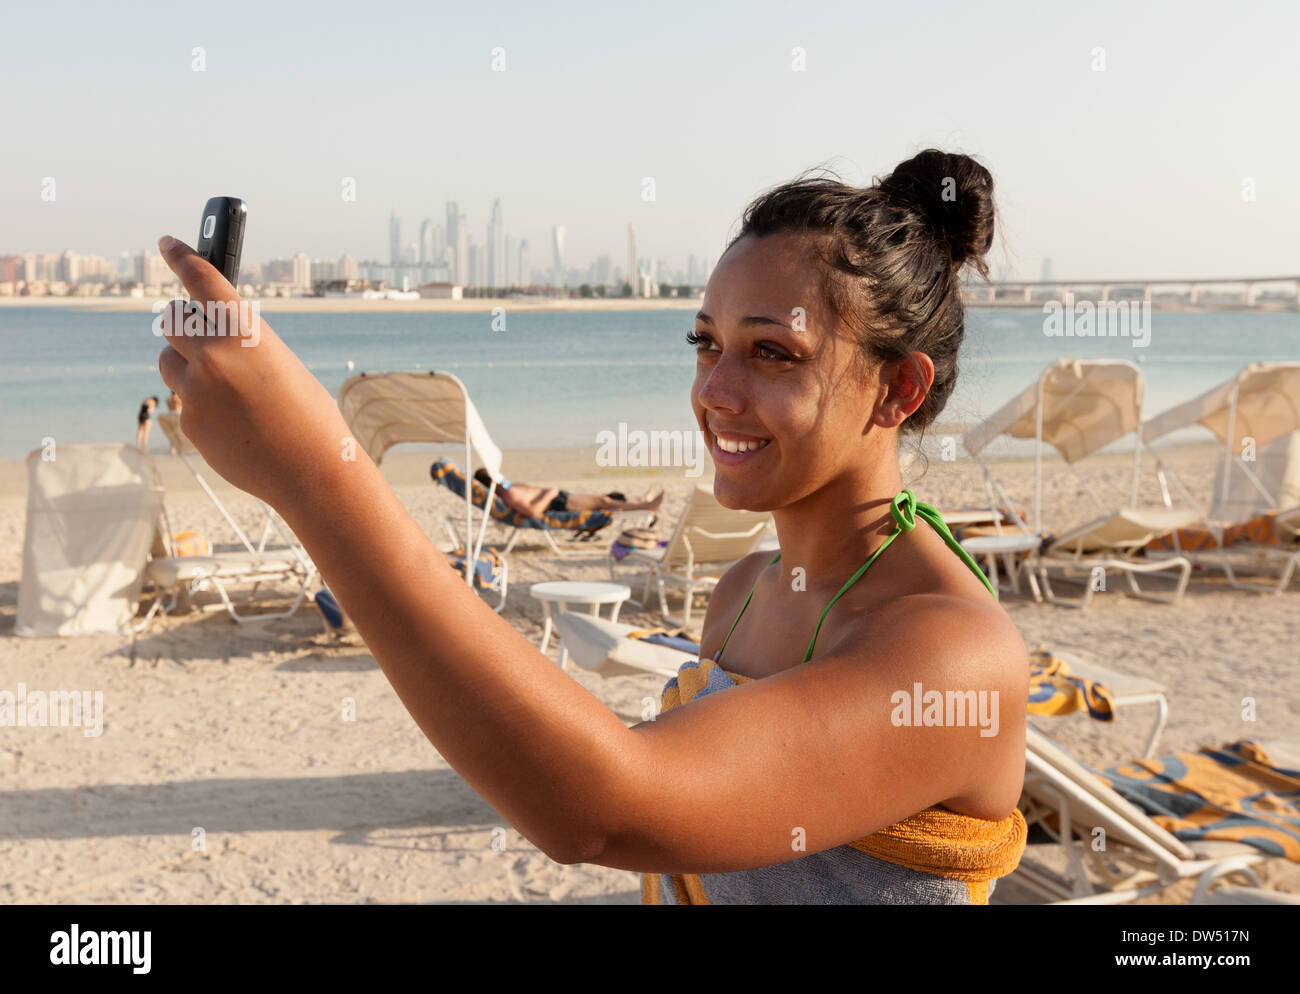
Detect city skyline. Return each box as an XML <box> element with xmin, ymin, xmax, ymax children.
<box><xmin>2</xmin><ymin>2</ymin><xmax>1296</xmax><ymax>283</ymax></box>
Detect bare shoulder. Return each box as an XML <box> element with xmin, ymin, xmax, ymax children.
<box><xmin>822</xmin><ymin>589</ymin><xmax>1029</xmax><ymax>816</ymax></box>
<box><xmin>696</xmin><ymin>550</ymin><xmax>777</xmax><ymax>657</ymax></box>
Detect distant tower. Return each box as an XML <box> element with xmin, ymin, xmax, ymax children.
<box><xmin>389</xmin><ymin>212</ymin><xmax>401</xmax><ymax>268</ymax></box>
<box><xmin>489</xmin><ymin>199</ymin><xmax>505</xmax><ymax>289</ymax></box>
<box><xmin>1040</xmin><ymin>257</ymin><xmax>1054</xmax><ymax>283</ymax></box>
<box><xmin>419</xmin><ymin>219</ymin><xmax>433</xmax><ymax>265</ymax></box>
<box><xmin>627</xmin><ymin>225</ymin><xmax>638</xmax><ymax>297</ymax></box>
<box><xmin>456</xmin><ymin>212</ymin><xmax>468</xmax><ymax>285</ymax></box>
<box><xmin>518</xmin><ymin>239</ymin><xmax>529</xmax><ymax>286</ymax></box>
<box><xmin>445</xmin><ymin>202</ymin><xmax>460</xmax><ymax>283</ymax></box>
<box><xmin>504</xmin><ymin>233</ymin><xmax>516</xmax><ymax>288</ymax></box>
<box><xmin>551</xmin><ymin>226</ymin><xmax>566</xmax><ymax>288</ymax></box>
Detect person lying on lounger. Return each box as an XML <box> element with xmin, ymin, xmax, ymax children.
<box><xmin>152</xmin><ymin>148</ymin><xmax>1029</xmax><ymax>905</ymax></box>
<box><xmin>470</xmin><ymin>468</ymin><xmax>664</xmax><ymax>519</ymax></box>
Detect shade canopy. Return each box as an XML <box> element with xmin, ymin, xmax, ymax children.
<box><xmin>962</xmin><ymin>359</ymin><xmax>1144</xmax><ymax>463</ymax></box>
<box><xmin>1140</xmin><ymin>362</ymin><xmax>1300</xmax><ymax>450</ymax></box>
<box><xmin>337</xmin><ymin>371</ymin><xmax>502</xmax><ymax>476</ymax></box>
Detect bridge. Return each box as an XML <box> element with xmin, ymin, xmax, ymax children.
<box><xmin>961</xmin><ymin>275</ymin><xmax>1300</xmax><ymax>310</ymax></box>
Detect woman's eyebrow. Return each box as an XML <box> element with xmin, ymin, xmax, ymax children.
<box><xmin>695</xmin><ymin>311</ymin><xmax>794</xmax><ymax>330</ymax></box>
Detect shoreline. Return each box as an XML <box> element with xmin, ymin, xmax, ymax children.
<box><xmin>0</xmin><ymin>296</ymin><xmax>703</xmax><ymax>314</ymax></box>
<box><xmin>1</xmin><ymin>295</ymin><xmax>1294</xmax><ymax>315</ymax></box>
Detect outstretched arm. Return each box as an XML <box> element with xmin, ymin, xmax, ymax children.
<box><xmin>154</xmin><ymin>236</ymin><xmax>1025</xmax><ymax>872</ymax></box>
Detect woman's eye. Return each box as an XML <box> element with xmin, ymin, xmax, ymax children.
<box><xmin>686</xmin><ymin>329</ymin><xmax>716</xmax><ymax>351</ymax></box>
<box><xmin>755</xmin><ymin>344</ymin><xmax>787</xmax><ymax>361</ymax></box>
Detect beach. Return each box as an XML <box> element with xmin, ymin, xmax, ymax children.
<box><xmin>1</xmin><ymin>442</ymin><xmax>1296</xmax><ymax>904</ymax></box>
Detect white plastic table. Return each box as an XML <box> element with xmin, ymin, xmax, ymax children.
<box><xmin>961</xmin><ymin>534</ymin><xmax>1043</xmax><ymax>599</ymax></box>
<box><xmin>530</xmin><ymin>580</ymin><xmax>632</xmax><ymax>669</ymax></box>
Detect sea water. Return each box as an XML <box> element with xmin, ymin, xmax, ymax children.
<box><xmin>0</xmin><ymin>306</ymin><xmax>1294</xmax><ymax>461</ymax></box>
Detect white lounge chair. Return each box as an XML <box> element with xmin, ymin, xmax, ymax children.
<box><xmin>553</xmin><ymin>611</ymin><xmax>691</xmax><ymax>679</ymax></box>
<box><xmin>337</xmin><ymin>371</ymin><xmax>510</xmax><ymax>610</ymax></box>
<box><xmin>16</xmin><ymin>444</ymin><xmax>166</xmax><ymax>637</ymax></box>
<box><xmin>961</xmin><ymin>359</ymin><xmax>1197</xmax><ymax>608</ymax></box>
<box><xmin>1140</xmin><ymin>362</ymin><xmax>1300</xmax><ymax>594</ymax></box>
<box><xmin>1014</xmin><ymin>724</ymin><xmax>1275</xmax><ymax>904</ymax></box>
<box><xmin>609</xmin><ymin>483</ymin><xmax>771</xmax><ymax>628</ymax></box>
<box><xmin>148</xmin><ymin>414</ymin><xmax>318</xmax><ymax>624</ymax></box>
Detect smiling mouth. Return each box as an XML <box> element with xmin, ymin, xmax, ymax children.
<box><xmin>714</xmin><ymin>436</ymin><xmax>770</xmax><ymax>454</ymax></box>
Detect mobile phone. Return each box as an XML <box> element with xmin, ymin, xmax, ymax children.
<box><xmin>195</xmin><ymin>196</ymin><xmax>247</xmax><ymax>286</ymax></box>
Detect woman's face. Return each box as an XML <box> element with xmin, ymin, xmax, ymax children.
<box><xmin>690</xmin><ymin>232</ymin><xmax>884</xmax><ymax>511</ymax></box>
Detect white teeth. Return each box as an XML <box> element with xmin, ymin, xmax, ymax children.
<box><xmin>716</xmin><ymin>437</ymin><xmax>770</xmax><ymax>454</ymax></box>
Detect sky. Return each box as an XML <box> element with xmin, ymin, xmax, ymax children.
<box><xmin>2</xmin><ymin>0</ymin><xmax>1297</xmax><ymax>280</ymax></box>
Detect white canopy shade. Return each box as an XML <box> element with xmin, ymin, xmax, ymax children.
<box><xmin>337</xmin><ymin>371</ymin><xmax>502</xmax><ymax>477</ymax></box>
<box><xmin>1140</xmin><ymin>362</ymin><xmax>1300</xmax><ymax>449</ymax></box>
<box><xmin>962</xmin><ymin>359</ymin><xmax>1144</xmax><ymax>463</ymax></box>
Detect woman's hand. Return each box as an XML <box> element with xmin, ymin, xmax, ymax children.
<box><xmin>154</xmin><ymin>235</ymin><xmax>353</xmax><ymax>512</ymax></box>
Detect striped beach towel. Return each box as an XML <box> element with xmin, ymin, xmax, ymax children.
<box><xmin>1097</xmin><ymin>741</ymin><xmax>1300</xmax><ymax>861</ymax></box>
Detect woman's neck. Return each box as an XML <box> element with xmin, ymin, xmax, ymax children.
<box><xmin>768</xmin><ymin>460</ymin><xmax>906</xmax><ymax>590</ymax></box>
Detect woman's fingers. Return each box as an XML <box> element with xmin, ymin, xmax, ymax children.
<box><xmin>158</xmin><ymin>235</ymin><xmax>237</xmax><ymax>306</ymax></box>
<box><xmin>158</xmin><ymin>343</ymin><xmax>189</xmax><ymax>395</ymax></box>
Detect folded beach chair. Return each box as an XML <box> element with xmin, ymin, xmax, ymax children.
<box><xmin>609</xmin><ymin>483</ymin><xmax>771</xmax><ymax>627</ymax></box>
<box><xmin>961</xmin><ymin>359</ymin><xmax>1198</xmax><ymax>608</ymax></box>
<box><xmin>1027</xmin><ymin>650</ymin><xmax>1169</xmax><ymax>759</ymax></box>
<box><xmin>1014</xmin><ymin>724</ymin><xmax>1298</xmax><ymax>904</ymax></box>
<box><xmin>1140</xmin><ymin>362</ymin><xmax>1300</xmax><ymax>593</ymax></box>
<box><xmin>429</xmin><ymin>458</ymin><xmax>616</xmax><ymax>556</ymax></box>
<box><xmin>16</xmin><ymin>444</ymin><xmax>166</xmax><ymax>636</ymax></box>
<box><xmin>338</xmin><ymin>370</ymin><xmax>516</xmax><ymax>611</ymax></box>
<box><xmin>147</xmin><ymin>414</ymin><xmax>318</xmax><ymax>624</ymax></box>
<box><xmin>553</xmin><ymin>612</ymin><xmax>692</xmax><ymax>678</ymax></box>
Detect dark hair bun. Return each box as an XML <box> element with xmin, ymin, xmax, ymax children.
<box><xmin>879</xmin><ymin>149</ymin><xmax>994</xmax><ymax>277</ymax></box>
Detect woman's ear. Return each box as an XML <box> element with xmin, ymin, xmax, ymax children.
<box><xmin>873</xmin><ymin>352</ymin><xmax>935</xmax><ymax>429</ymax></box>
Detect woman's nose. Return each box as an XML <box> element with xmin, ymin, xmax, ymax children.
<box><xmin>695</xmin><ymin>353</ymin><xmax>746</xmax><ymax>414</ymax></box>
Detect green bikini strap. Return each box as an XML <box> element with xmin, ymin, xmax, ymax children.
<box><xmin>800</xmin><ymin>490</ymin><xmax>997</xmax><ymax>661</ymax></box>
<box><xmin>716</xmin><ymin>490</ymin><xmax>997</xmax><ymax>664</ymax></box>
<box><xmin>717</xmin><ymin>550</ymin><xmax>782</xmax><ymax>658</ymax></box>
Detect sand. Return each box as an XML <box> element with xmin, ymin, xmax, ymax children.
<box><xmin>0</xmin><ymin>444</ymin><xmax>1296</xmax><ymax>904</ymax></box>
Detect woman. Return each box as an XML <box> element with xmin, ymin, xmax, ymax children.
<box><xmin>153</xmin><ymin>148</ymin><xmax>1029</xmax><ymax>905</ymax></box>
<box><xmin>470</xmin><ymin>467</ymin><xmax>664</xmax><ymax>518</ymax></box>
<box><xmin>136</xmin><ymin>395</ymin><xmax>158</xmax><ymax>450</ymax></box>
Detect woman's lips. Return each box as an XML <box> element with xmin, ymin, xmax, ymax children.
<box><xmin>710</xmin><ymin>430</ymin><xmax>771</xmax><ymax>465</ymax></box>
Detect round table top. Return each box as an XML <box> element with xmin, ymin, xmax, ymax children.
<box><xmin>529</xmin><ymin>580</ymin><xmax>632</xmax><ymax>604</ymax></box>
<box><xmin>961</xmin><ymin>534</ymin><xmax>1041</xmax><ymax>554</ymax></box>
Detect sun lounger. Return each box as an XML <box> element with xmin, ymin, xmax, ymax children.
<box><xmin>961</xmin><ymin>359</ymin><xmax>1197</xmax><ymax>607</ymax></box>
<box><xmin>147</xmin><ymin>414</ymin><xmax>318</xmax><ymax>624</ymax></box>
<box><xmin>608</xmin><ymin>483</ymin><xmax>771</xmax><ymax>627</ymax></box>
<box><xmin>1014</xmin><ymin>724</ymin><xmax>1296</xmax><ymax>903</ymax></box>
<box><xmin>1140</xmin><ymin>362</ymin><xmax>1300</xmax><ymax>593</ymax></box>
<box><xmin>16</xmin><ymin>444</ymin><xmax>166</xmax><ymax>636</ymax></box>
<box><xmin>429</xmin><ymin>457</ymin><xmax>616</xmax><ymax>555</ymax></box>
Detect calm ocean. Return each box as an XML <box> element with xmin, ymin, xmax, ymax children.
<box><xmin>0</xmin><ymin>306</ymin><xmax>1295</xmax><ymax>461</ymax></box>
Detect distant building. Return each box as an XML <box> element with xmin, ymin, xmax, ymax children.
<box><xmin>417</xmin><ymin>281</ymin><xmax>463</xmax><ymax>300</ymax></box>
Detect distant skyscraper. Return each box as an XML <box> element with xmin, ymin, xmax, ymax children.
<box><xmin>489</xmin><ymin>199</ymin><xmax>505</xmax><ymax>288</ymax></box>
<box><xmin>1040</xmin><ymin>257</ymin><xmax>1054</xmax><ymax>282</ymax></box>
<box><xmin>455</xmin><ymin>212</ymin><xmax>468</xmax><ymax>286</ymax></box>
<box><xmin>504</xmin><ymin>233</ymin><xmax>516</xmax><ymax>288</ymax></box>
<box><xmin>389</xmin><ymin>212</ymin><xmax>401</xmax><ymax>268</ymax></box>
<box><xmin>419</xmin><ymin>219</ymin><xmax>433</xmax><ymax>265</ymax></box>
<box><xmin>445</xmin><ymin>202</ymin><xmax>460</xmax><ymax>283</ymax></box>
<box><xmin>518</xmin><ymin>239</ymin><xmax>529</xmax><ymax>286</ymax></box>
<box><xmin>627</xmin><ymin>225</ymin><xmax>637</xmax><ymax>296</ymax></box>
<box><xmin>433</xmin><ymin>224</ymin><xmax>445</xmax><ymax>262</ymax></box>
<box><xmin>551</xmin><ymin>226</ymin><xmax>566</xmax><ymax>288</ymax></box>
